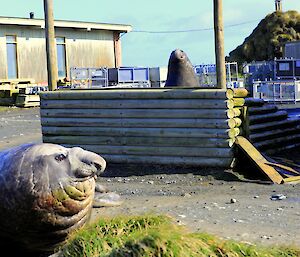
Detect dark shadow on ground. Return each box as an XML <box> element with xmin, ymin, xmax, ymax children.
<box><xmin>102</xmin><ymin>163</ymin><xmax>242</xmax><ymax>182</ymax></box>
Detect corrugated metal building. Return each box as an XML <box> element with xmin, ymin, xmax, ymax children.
<box><xmin>0</xmin><ymin>16</ymin><xmax>131</xmax><ymax>83</ymax></box>
<box><xmin>284</xmin><ymin>41</ymin><xmax>300</xmax><ymax>59</ymax></box>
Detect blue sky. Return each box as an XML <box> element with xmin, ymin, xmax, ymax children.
<box><xmin>1</xmin><ymin>0</ymin><xmax>300</xmax><ymax>67</ymax></box>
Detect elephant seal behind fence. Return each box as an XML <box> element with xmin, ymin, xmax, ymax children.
<box><xmin>164</xmin><ymin>49</ymin><xmax>200</xmax><ymax>87</ymax></box>
<box><xmin>0</xmin><ymin>143</ymin><xmax>122</xmax><ymax>256</ymax></box>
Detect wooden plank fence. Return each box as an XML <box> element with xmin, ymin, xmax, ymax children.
<box><xmin>40</xmin><ymin>88</ymin><xmax>235</xmax><ymax>167</ymax></box>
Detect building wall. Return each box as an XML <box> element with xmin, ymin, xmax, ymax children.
<box><xmin>0</xmin><ymin>25</ymin><xmax>116</xmax><ymax>83</ymax></box>
<box><xmin>285</xmin><ymin>41</ymin><xmax>300</xmax><ymax>59</ymax></box>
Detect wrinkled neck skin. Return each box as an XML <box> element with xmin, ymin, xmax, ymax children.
<box><xmin>0</xmin><ymin>143</ymin><xmax>106</xmax><ymax>254</ymax></box>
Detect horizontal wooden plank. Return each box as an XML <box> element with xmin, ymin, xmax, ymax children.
<box><xmin>254</xmin><ymin>134</ymin><xmax>300</xmax><ymax>150</ymax></box>
<box><xmin>40</xmin><ymin>99</ymin><xmax>227</xmax><ymax>109</ymax></box>
<box><xmin>226</xmin><ymin>88</ymin><xmax>248</xmax><ymax>99</ymax></box>
<box><xmin>42</xmin><ymin>126</ymin><xmax>229</xmax><ymax>138</ymax></box>
<box><xmin>227</xmin><ymin>108</ymin><xmax>241</xmax><ymax>119</ymax></box>
<box><xmin>228</xmin><ymin>128</ymin><xmax>240</xmax><ymax>138</ymax></box>
<box><xmin>41</xmin><ymin>117</ymin><xmax>230</xmax><ymax>129</ymax></box>
<box><xmin>100</xmin><ymin>154</ymin><xmax>233</xmax><ymax>167</ymax></box>
<box><xmin>40</xmin><ymin>88</ymin><xmax>227</xmax><ymax>100</ymax></box>
<box><xmin>60</xmin><ymin>144</ymin><xmax>233</xmax><ymax>158</ymax></box>
<box><xmin>228</xmin><ymin>118</ymin><xmax>242</xmax><ymax>129</ymax></box>
<box><xmin>264</xmin><ymin>143</ymin><xmax>300</xmax><ymax>156</ymax></box>
<box><xmin>250</xmin><ymin>125</ymin><xmax>300</xmax><ymax>143</ymax></box>
<box><xmin>43</xmin><ymin>135</ymin><xmax>229</xmax><ymax>148</ymax></box>
<box><xmin>248</xmin><ymin>105</ymin><xmax>278</xmax><ymax>115</ymax></box>
<box><xmin>250</xmin><ymin>118</ymin><xmax>300</xmax><ymax>133</ymax></box>
<box><xmin>40</xmin><ymin>108</ymin><xmax>228</xmax><ymax>119</ymax></box>
<box><xmin>227</xmin><ymin>98</ymin><xmax>265</xmax><ymax>109</ymax></box>
<box><xmin>227</xmin><ymin>98</ymin><xmax>245</xmax><ymax>108</ymax></box>
<box><xmin>244</xmin><ymin>98</ymin><xmax>265</xmax><ymax>107</ymax></box>
<box><xmin>249</xmin><ymin>110</ymin><xmax>288</xmax><ymax>125</ymax></box>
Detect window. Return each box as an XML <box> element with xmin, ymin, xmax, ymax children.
<box><xmin>56</xmin><ymin>37</ymin><xmax>66</xmax><ymax>78</ymax></box>
<box><xmin>279</xmin><ymin>62</ymin><xmax>290</xmax><ymax>71</ymax></box>
<box><xmin>296</xmin><ymin>61</ymin><xmax>300</xmax><ymax>68</ymax></box>
<box><xmin>6</xmin><ymin>35</ymin><xmax>18</xmax><ymax>79</ymax></box>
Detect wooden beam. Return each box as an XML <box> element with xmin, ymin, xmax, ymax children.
<box><xmin>40</xmin><ymin>108</ymin><xmax>228</xmax><ymax>119</ymax></box>
<box><xmin>226</xmin><ymin>88</ymin><xmax>248</xmax><ymax>99</ymax></box>
<box><xmin>43</xmin><ymin>135</ymin><xmax>229</xmax><ymax>148</ymax></box>
<box><xmin>42</xmin><ymin>126</ymin><xmax>229</xmax><ymax>138</ymax></box>
<box><xmin>235</xmin><ymin>136</ymin><xmax>283</xmax><ymax>184</ymax></box>
<box><xmin>113</xmin><ymin>32</ymin><xmax>122</xmax><ymax>67</ymax></box>
<box><xmin>59</xmin><ymin>144</ymin><xmax>233</xmax><ymax>158</ymax></box>
<box><xmin>249</xmin><ymin>110</ymin><xmax>288</xmax><ymax>125</ymax></box>
<box><xmin>40</xmin><ymin>88</ymin><xmax>228</xmax><ymax>100</ymax></box>
<box><xmin>40</xmin><ymin>99</ymin><xmax>228</xmax><ymax>109</ymax></box>
<box><xmin>96</xmin><ymin>154</ymin><xmax>233</xmax><ymax>167</ymax></box>
<box><xmin>43</xmin><ymin>0</ymin><xmax>58</xmax><ymax>91</ymax></box>
<box><xmin>41</xmin><ymin>117</ymin><xmax>230</xmax><ymax>129</ymax></box>
<box><xmin>213</xmin><ymin>0</ymin><xmax>226</xmax><ymax>89</ymax></box>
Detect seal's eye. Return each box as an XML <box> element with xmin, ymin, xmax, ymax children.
<box><xmin>55</xmin><ymin>154</ymin><xmax>66</xmax><ymax>162</ymax></box>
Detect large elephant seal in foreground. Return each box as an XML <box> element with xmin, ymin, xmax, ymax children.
<box><xmin>0</xmin><ymin>143</ymin><xmax>122</xmax><ymax>256</ymax></box>
<box><xmin>164</xmin><ymin>49</ymin><xmax>200</xmax><ymax>87</ymax></box>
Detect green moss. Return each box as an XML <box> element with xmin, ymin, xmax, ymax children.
<box><xmin>57</xmin><ymin>214</ymin><xmax>300</xmax><ymax>257</ymax></box>
<box><xmin>227</xmin><ymin>10</ymin><xmax>300</xmax><ymax>67</ymax></box>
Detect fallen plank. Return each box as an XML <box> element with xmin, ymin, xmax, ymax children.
<box><xmin>283</xmin><ymin>176</ymin><xmax>300</xmax><ymax>184</ymax></box>
<box><xmin>235</xmin><ymin>136</ymin><xmax>283</xmax><ymax>184</ymax></box>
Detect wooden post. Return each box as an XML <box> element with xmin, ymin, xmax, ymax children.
<box><xmin>113</xmin><ymin>32</ymin><xmax>122</xmax><ymax>68</ymax></box>
<box><xmin>44</xmin><ymin>0</ymin><xmax>58</xmax><ymax>91</ymax></box>
<box><xmin>213</xmin><ymin>0</ymin><xmax>226</xmax><ymax>89</ymax></box>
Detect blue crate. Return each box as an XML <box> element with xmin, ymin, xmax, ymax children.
<box><xmin>108</xmin><ymin>67</ymin><xmax>150</xmax><ymax>84</ymax></box>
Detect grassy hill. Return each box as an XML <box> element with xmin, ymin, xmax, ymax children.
<box><xmin>227</xmin><ymin>10</ymin><xmax>300</xmax><ymax>65</ymax></box>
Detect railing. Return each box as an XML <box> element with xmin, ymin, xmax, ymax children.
<box><xmin>70</xmin><ymin>67</ymin><xmax>108</xmax><ymax>88</ymax></box>
<box><xmin>194</xmin><ymin>62</ymin><xmax>239</xmax><ymax>88</ymax></box>
<box><xmin>253</xmin><ymin>80</ymin><xmax>300</xmax><ymax>103</ymax></box>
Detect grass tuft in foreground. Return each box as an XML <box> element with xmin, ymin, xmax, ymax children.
<box><xmin>58</xmin><ymin>214</ymin><xmax>300</xmax><ymax>257</ymax></box>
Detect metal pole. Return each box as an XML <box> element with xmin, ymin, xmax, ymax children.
<box><xmin>44</xmin><ymin>0</ymin><xmax>58</xmax><ymax>91</ymax></box>
<box><xmin>213</xmin><ymin>0</ymin><xmax>226</xmax><ymax>89</ymax></box>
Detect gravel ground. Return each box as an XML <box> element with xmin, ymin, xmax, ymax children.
<box><xmin>1</xmin><ymin>107</ymin><xmax>300</xmax><ymax>248</ymax></box>
<box><xmin>0</xmin><ymin>107</ymin><xmax>42</xmax><ymax>150</ymax></box>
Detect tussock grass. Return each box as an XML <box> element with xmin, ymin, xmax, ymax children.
<box><xmin>228</xmin><ymin>10</ymin><xmax>300</xmax><ymax>66</ymax></box>
<box><xmin>58</xmin><ymin>215</ymin><xmax>300</xmax><ymax>257</ymax></box>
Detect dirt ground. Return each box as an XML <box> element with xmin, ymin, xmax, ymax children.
<box><xmin>1</xmin><ymin>107</ymin><xmax>300</xmax><ymax>248</ymax></box>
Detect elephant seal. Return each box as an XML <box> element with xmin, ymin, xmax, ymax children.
<box><xmin>0</xmin><ymin>143</ymin><xmax>121</xmax><ymax>256</ymax></box>
<box><xmin>164</xmin><ymin>49</ymin><xmax>200</xmax><ymax>87</ymax></box>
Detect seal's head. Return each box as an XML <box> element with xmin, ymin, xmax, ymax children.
<box><xmin>169</xmin><ymin>49</ymin><xmax>190</xmax><ymax>64</ymax></box>
<box><xmin>165</xmin><ymin>49</ymin><xmax>200</xmax><ymax>87</ymax></box>
<box><xmin>0</xmin><ymin>143</ymin><xmax>106</xmax><ymax>254</ymax></box>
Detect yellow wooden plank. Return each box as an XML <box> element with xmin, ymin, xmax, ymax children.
<box><xmin>264</xmin><ymin>162</ymin><xmax>300</xmax><ymax>176</ymax></box>
<box><xmin>235</xmin><ymin>136</ymin><xmax>283</xmax><ymax>184</ymax></box>
<box><xmin>283</xmin><ymin>176</ymin><xmax>300</xmax><ymax>184</ymax></box>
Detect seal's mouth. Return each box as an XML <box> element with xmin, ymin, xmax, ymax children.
<box><xmin>74</xmin><ymin>161</ymin><xmax>97</xmax><ymax>179</ymax></box>
<box><xmin>68</xmin><ymin>147</ymin><xmax>107</xmax><ymax>181</ymax></box>
<box><xmin>173</xmin><ymin>49</ymin><xmax>186</xmax><ymax>62</ymax></box>
<box><xmin>74</xmin><ymin>159</ymin><xmax>106</xmax><ymax>181</ymax></box>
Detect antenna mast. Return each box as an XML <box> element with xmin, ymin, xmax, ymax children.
<box><xmin>275</xmin><ymin>0</ymin><xmax>283</xmax><ymax>12</ymax></box>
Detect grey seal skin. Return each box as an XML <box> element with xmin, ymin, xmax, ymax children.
<box><xmin>164</xmin><ymin>49</ymin><xmax>200</xmax><ymax>87</ymax></box>
<box><xmin>0</xmin><ymin>143</ymin><xmax>121</xmax><ymax>256</ymax></box>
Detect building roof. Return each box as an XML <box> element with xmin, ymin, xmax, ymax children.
<box><xmin>0</xmin><ymin>16</ymin><xmax>132</xmax><ymax>33</ymax></box>
<box><xmin>285</xmin><ymin>40</ymin><xmax>300</xmax><ymax>46</ymax></box>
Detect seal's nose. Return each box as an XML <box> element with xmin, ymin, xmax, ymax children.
<box><xmin>70</xmin><ymin>147</ymin><xmax>107</xmax><ymax>177</ymax></box>
<box><xmin>173</xmin><ymin>49</ymin><xmax>185</xmax><ymax>60</ymax></box>
<box><xmin>93</xmin><ymin>159</ymin><xmax>106</xmax><ymax>174</ymax></box>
